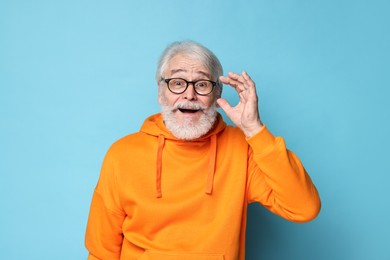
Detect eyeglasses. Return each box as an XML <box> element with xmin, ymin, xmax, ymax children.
<box><xmin>163</xmin><ymin>78</ymin><xmax>216</xmax><ymax>96</ymax></box>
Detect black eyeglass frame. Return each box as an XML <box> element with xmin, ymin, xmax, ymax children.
<box><xmin>163</xmin><ymin>78</ymin><xmax>217</xmax><ymax>96</ymax></box>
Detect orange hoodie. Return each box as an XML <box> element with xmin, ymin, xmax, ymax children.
<box><xmin>85</xmin><ymin>113</ymin><xmax>320</xmax><ymax>260</ymax></box>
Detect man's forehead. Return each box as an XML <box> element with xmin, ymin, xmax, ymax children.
<box><xmin>165</xmin><ymin>54</ymin><xmax>211</xmax><ymax>78</ymax></box>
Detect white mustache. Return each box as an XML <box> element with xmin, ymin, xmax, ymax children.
<box><xmin>173</xmin><ymin>101</ymin><xmax>207</xmax><ymax>111</ymax></box>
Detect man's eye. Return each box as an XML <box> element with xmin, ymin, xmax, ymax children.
<box><xmin>196</xmin><ymin>81</ymin><xmax>208</xmax><ymax>88</ymax></box>
<box><xmin>173</xmin><ymin>80</ymin><xmax>184</xmax><ymax>86</ymax></box>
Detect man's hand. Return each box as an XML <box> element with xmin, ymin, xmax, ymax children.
<box><xmin>217</xmin><ymin>71</ymin><xmax>263</xmax><ymax>138</ymax></box>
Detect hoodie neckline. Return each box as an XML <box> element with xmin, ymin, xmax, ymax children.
<box><xmin>140</xmin><ymin>113</ymin><xmax>226</xmax><ymax>198</ymax></box>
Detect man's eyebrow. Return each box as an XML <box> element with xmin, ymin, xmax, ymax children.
<box><xmin>170</xmin><ymin>69</ymin><xmax>186</xmax><ymax>75</ymax></box>
<box><xmin>170</xmin><ymin>69</ymin><xmax>211</xmax><ymax>79</ymax></box>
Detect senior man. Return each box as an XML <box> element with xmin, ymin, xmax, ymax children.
<box><xmin>85</xmin><ymin>40</ymin><xmax>321</xmax><ymax>260</ymax></box>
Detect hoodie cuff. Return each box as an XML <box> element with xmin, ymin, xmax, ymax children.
<box><xmin>246</xmin><ymin>125</ymin><xmax>278</xmax><ymax>156</ymax></box>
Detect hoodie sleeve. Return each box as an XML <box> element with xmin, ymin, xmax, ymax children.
<box><xmin>85</xmin><ymin>148</ymin><xmax>126</xmax><ymax>259</ymax></box>
<box><xmin>246</xmin><ymin>126</ymin><xmax>321</xmax><ymax>223</ymax></box>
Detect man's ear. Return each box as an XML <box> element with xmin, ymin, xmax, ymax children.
<box><xmin>157</xmin><ymin>85</ymin><xmax>163</xmax><ymax>105</ymax></box>
<box><xmin>214</xmin><ymin>82</ymin><xmax>222</xmax><ymax>100</ymax></box>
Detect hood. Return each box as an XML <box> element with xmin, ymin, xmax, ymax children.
<box><xmin>140</xmin><ymin>113</ymin><xmax>227</xmax><ymax>198</ymax></box>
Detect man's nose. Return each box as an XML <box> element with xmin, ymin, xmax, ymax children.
<box><xmin>183</xmin><ymin>84</ymin><xmax>197</xmax><ymax>100</ymax></box>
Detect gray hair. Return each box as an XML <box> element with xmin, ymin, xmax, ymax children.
<box><xmin>156</xmin><ymin>40</ymin><xmax>223</xmax><ymax>98</ymax></box>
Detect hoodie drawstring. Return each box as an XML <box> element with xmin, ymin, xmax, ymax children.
<box><xmin>156</xmin><ymin>134</ymin><xmax>165</xmax><ymax>198</ymax></box>
<box><xmin>155</xmin><ymin>134</ymin><xmax>217</xmax><ymax>198</ymax></box>
<box><xmin>205</xmin><ymin>135</ymin><xmax>217</xmax><ymax>195</ymax></box>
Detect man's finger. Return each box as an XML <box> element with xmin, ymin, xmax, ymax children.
<box><xmin>219</xmin><ymin>76</ymin><xmax>246</xmax><ymax>93</ymax></box>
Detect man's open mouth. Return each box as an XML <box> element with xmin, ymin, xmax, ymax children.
<box><xmin>178</xmin><ymin>108</ymin><xmax>200</xmax><ymax>113</ymax></box>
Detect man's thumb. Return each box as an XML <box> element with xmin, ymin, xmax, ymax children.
<box><xmin>216</xmin><ymin>98</ymin><xmax>232</xmax><ymax>113</ymax></box>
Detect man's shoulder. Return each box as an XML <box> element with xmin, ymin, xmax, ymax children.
<box><xmin>106</xmin><ymin>131</ymin><xmax>151</xmax><ymax>154</ymax></box>
<box><xmin>221</xmin><ymin>124</ymin><xmax>246</xmax><ymax>138</ymax></box>
<box><xmin>218</xmin><ymin>125</ymin><xmax>248</xmax><ymax>147</ymax></box>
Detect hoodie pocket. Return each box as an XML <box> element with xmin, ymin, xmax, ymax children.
<box><xmin>138</xmin><ymin>250</ymin><xmax>224</xmax><ymax>260</ymax></box>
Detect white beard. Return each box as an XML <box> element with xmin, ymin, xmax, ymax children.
<box><xmin>160</xmin><ymin>98</ymin><xmax>217</xmax><ymax>140</ymax></box>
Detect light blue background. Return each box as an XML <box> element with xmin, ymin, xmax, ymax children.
<box><xmin>1</xmin><ymin>0</ymin><xmax>389</xmax><ymax>259</ymax></box>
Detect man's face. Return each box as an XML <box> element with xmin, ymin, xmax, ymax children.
<box><xmin>158</xmin><ymin>54</ymin><xmax>218</xmax><ymax>140</ymax></box>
